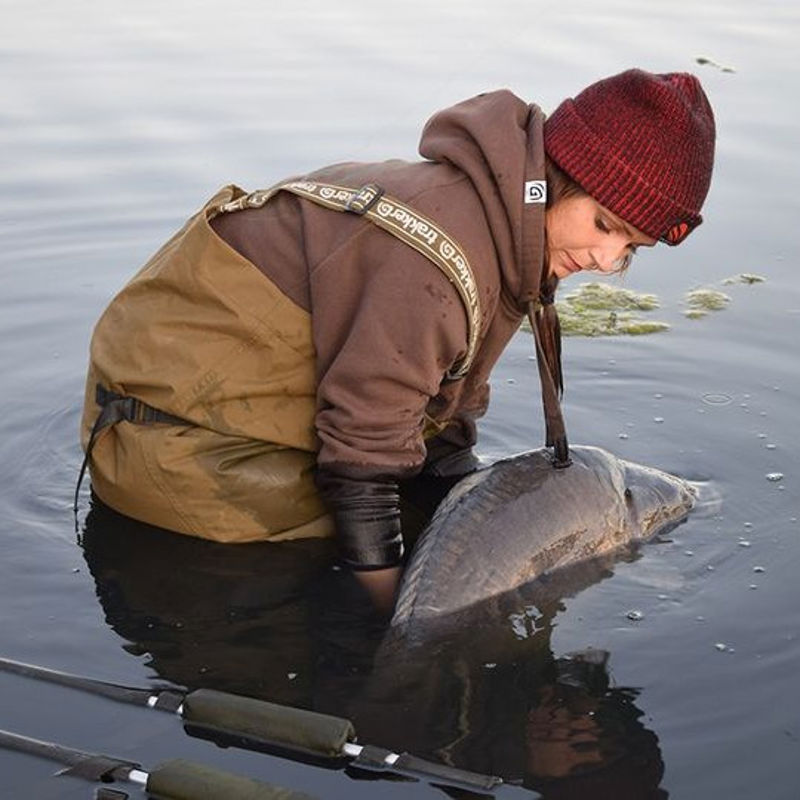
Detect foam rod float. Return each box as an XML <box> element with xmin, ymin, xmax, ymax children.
<box><xmin>0</xmin><ymin>656</ymin><xmax>502</xmax><ymax>793</ymax></box>
<box><xmin>0</xmin><ymin>727</ymin><xmax>314</xmax><ymax>799</ymax></box>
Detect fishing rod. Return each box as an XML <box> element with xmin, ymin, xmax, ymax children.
<box><xmin>0</xmin><ymin>727</ymin><xmax>315</xmax><ymax>799</ymax></box>
<box><xmin>0</xmin><ymin>656</ymin><xmax>503</xmax><ymax>792</ymax></box>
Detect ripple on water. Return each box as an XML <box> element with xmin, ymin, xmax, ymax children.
<box><xmin>702</xmin><ymin>393</ymin><xmax>733</xmax><ymax>405</ymax></box>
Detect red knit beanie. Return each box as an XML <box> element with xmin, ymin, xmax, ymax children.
<box><xmin>543</xmin><ymin>69</ymin><xmax>716</xmax><ymax>245</ymax></box>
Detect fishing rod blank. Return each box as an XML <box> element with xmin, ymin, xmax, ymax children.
<box><xmin>0</xmin><ymin>728</ymin><xmax>315</xmax><ymax>800</ymax></box>
<box><xmin>0</xmin><ymin>656</ymin><xmax>503</xmax><ymax>791</ymax></box>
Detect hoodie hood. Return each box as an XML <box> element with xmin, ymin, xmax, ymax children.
<box><xmin>420</xmin><ymin>90</ymin><xmax>569</xmax><ymax>464</ymax></box>
<box><xmin>418</xmin><ymin>90</ymin><xmax>547</xmax><ymax>308</ymax></box>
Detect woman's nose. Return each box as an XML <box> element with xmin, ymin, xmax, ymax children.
<box><xmin>591</xmin><ymin>238</ymin><xmax>630</xmax><ymax>273</ymax></box>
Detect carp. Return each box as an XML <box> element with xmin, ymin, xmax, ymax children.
<box><xmin>392</xmin><ymin>446</ymin><xmax>695</xmax><ymax>625</ymax></box>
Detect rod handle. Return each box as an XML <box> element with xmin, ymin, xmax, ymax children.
<box><xmin>146</xmin><ymin>758</ymin><xmax>316</xmax><ymax>800</ymax></box>
<box><xmin>182</xmin><ymin>689</ymin><xmax>354</xmax><ymax>758</ymax></box>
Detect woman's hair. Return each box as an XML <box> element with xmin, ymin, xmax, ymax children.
<box><xmin>542</xmin><ymin>156</ymin><xmax>584</xmax><ymax>285</ymax></box>
<box><xmin>545</xmin><ymin>156</ymin><xmax>585</xmax><ymax>208</ymax></box>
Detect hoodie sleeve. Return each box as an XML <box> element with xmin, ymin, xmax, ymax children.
<box><xmin>310</xmin><ymin>222</ymin><xmax>470</xmax><ymax>477</ymax></box>
<box><xmin>307</xmin><ymin>215</ymin><xmax>472</xmax><ymax>567</ymax></box>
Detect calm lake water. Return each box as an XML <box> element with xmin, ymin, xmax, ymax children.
<box><xmin>1</xmin><ymin>1</ymin><xmax>798</xmax><ymax>798</ymax></box>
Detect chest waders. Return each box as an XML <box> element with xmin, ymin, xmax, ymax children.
<box><xmin>77</xmin><ymin>183</ymin><xmax>481</xmax><ymax>543</ymax></box>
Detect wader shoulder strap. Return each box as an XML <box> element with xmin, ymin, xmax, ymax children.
<box><xmin>215</xmin><ymin>180</ymin><xmax>482</xmax><ymax>380</ymax></box>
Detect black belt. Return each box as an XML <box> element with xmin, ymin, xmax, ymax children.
<box><xmin>73</xmin><ymin>385</ymin><xmax>189</xmax><ymax>525</ymax></box>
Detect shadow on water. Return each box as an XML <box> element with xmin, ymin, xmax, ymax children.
<box><xmin>80</xmin><ymin>496</ymin><xmax>387</xmax><ymax>717</ymax></box>
<box><xmin>80</xmin><ymin>492</ymin><xmax>669</xmax><ymax>798</ymax></box>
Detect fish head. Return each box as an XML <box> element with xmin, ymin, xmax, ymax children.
<box><xmin>618</xmin><ymin>458</ymin><xmax>697</xmax><ymax>541</ymax></box>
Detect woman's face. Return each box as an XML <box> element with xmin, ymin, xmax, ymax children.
<box><xmin>545</xmin><ymin>195</ymin><xmax>657</xmax><ymax>280</ymax></box>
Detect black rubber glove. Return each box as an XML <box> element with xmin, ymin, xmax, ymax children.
<box><xmin>422</xmin><ymin>445</ymin><xmax>480</xmax><ymax>478</ymax></box>
<box><xmin>399</xmin><ymin>444</ymin><xmax>479</xmax><ymax>535</ymax></box>
<box><xmin>314</xmin><ymin>469</ymin><xmax>403</xmax><ymax>570</ymax></box>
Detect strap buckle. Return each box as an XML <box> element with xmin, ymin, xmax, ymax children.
<box><xmin>95</xmin><ymin>385</ymin><xmax>141</xmax><ymax>423</ymax></box>
<box><xmin>345</xmin><ymin>184</ymin><xmax>384</xmax><ymax>215</ymax></box>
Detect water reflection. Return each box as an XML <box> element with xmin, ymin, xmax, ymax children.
<box><xmin>355</xmin><ymin>552</ymin><xmax>667</xmax><ymax>799</ymax></box>
<box><xmin>81</xmin><ymin>494</ymin><xmax>667</xmax><ymax>797</ymax></box>
<box><xmin>80</xmin><ymin>497</ymin><xmax>384</xmax><ymax>711</ymax></box>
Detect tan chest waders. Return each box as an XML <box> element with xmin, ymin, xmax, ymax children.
<box><xmin>79</xmin><ymin>182</ymin><xmax>481</xmax><ymax>543</ymax></box>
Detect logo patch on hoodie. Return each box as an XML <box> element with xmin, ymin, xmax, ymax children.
<box><xmin>524</xmin><ymin>180</ymin><xmax>547</xmax><ymax>204</ymax></box>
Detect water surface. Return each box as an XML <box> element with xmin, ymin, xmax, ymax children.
<box><xmin>1</xmin><ymin>1</ymin><xmax>798</xmax><ymax>798</ymax></box>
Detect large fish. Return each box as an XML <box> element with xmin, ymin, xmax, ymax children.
<box><xmin>392</xmin><ymin>446</ymin><xmax>696</xmax><ymax>626</ymax></box>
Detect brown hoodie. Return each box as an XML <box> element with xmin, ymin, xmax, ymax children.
<box><xmin>210</xmin><ymin>90</ymin><xmax>552</xmax><ymax>566</ymax></box>
<box><xmin>213</xmin><ymin>91</ymin><xmax>547</xmax><ymax>469</ymax></box>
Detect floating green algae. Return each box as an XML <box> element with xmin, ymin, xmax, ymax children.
<box><xmin>722</xmin><ymin>273</ymin><xmax>766</xmax><ymax>285</ymax></box>
<box><xmin>520</xmin><ymin>282</ymin><xmax>670</xmax><ymax>337</ymax></box>
<box><xmin>684</xmin><ymin>288</ymin><xmax>731</xmax><ymax>318</ymax></box>
<box><xmin>561</xmin><ymin>282</ymin><xmax>660</xmax><ymax>312</ymax></box>
<box><xmin>558</xmin><ymin>282</ymin><xmax>668</xmax><ymax>336</ymax></box>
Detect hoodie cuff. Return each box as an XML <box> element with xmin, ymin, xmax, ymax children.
<box><xmin>314</xmin><ymin>469</ymin><xmax>404</xmax><ymax>569</ymax></box>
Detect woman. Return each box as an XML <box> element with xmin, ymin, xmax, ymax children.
<box><xmin>79</xmin><ymin>68</ymin><xmax>715</xmax><ymax>611</ymax></box>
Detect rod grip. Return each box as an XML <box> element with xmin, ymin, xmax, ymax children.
<box><xmin>146</xmin><ymin>759</ymin><xmax>315</xmax><ymax>800</ymax></box>
<box><xmin>182</xmin><ymin>689</ymin><xmax>354</xmax><ymax>758</ymax></box>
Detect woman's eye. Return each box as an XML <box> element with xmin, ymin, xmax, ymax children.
<box><xmin>595</xmin><ymin>216</ymin><xmax>610</xmax><ymax>233</ymax></box>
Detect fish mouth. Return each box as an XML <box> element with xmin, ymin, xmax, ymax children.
<box><xmin>685</xmin><ymin>479</ymin><xmax>723</xmax><ymax>518</ymax></box>
<box><xmin>647</xmin><ymin>510</ymin><xmax>691</xmax><ymax>541</ymax></box>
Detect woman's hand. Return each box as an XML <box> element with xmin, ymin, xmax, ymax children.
<box><xmin>354</xmin><ymin>566</ymin><xmax>403</xmax><ymax>617</ymax></box>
